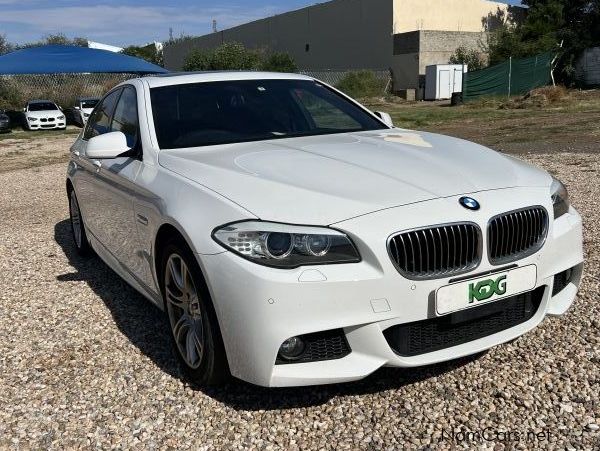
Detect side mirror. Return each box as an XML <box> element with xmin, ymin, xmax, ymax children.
<box><xmin>374</xmin><ymin>111</ymin><xmax>394</xmax><ymax>128</ymax></box>
<box><xmin>22</xmin><ymin>108</ymin><xmax>26</xmax><ymax>112</ymax></box>
<box><xmin>74</xmin><ymin>106</ymin><xmax>80</xmax><ymax>110</ymax></box>
<box><xmin>86</xmin><ymin>132</ymin><xmax>131</xmax><ymax>159</ymax></box>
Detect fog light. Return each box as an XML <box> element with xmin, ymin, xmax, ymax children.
<box><xmin>278</xmin><ymin>336</ymin><xmax>305</xmax><ymax>360</ymax></box>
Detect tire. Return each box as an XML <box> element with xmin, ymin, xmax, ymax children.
<box><xmin>68</xmin><ymin>189</ymin><xmax>91</xmax><ymax>256</ymax></box>
<box><xmin>160</xmin><ymin>239</ymin><xmax>230</xmax><ymax>386</ymax></box>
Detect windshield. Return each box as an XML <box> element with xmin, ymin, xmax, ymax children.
<box><xmin>150</xmin><ymin>79</ymin><xmax>386</xmax><ymax>149</ymax></box>
<box><xmin>28</xmin><ymin>102</ymin><xmax>59</xmax><ymax>111</ymax></box>
<box><xmin>81</xmin><ymin>99</ymin><xmax>99</xmax><ymax>109</ymax></box>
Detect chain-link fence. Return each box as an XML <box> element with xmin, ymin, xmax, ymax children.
<box><xmin>0</xmin><ymin>73</ymin><xmax>139</xmax><ymax>110</ymax></box>
<box><xmin>0</xmin><ymin>69</ymin><xmax>393</xmax><ymax>112</ymax></box>
<box><xmin>299</xmin><ymin>69</ymin><xmax>392</xmax><ymax>95</ymax></box>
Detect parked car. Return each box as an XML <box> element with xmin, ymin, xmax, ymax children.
<box><xmin>0</xmin><ymin>110</ymin><xmax>10</xmax><ymax>133</ymax></box>
<box><xmin>66</xmin><ymin>73</ymin><xmax>583</xmax><ymax>387</ymax></box>
<box><xmin>23</xmin><ymin>100</ymin><xmax>66</xmax><ymax>130</ymax></box>
<box><xmin>68</xmin><ymin>97</ymin><xmax>100</xmax><ymax>127</ymax></box>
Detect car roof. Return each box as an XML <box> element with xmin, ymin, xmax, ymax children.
<box><xmin>141</xmin><ymin>71</ymin><xmax>315</xmax><ymax>88</ymax></box>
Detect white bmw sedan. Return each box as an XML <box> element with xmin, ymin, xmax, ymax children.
<box><xmin>24</xmin><ymin>100</ymin><xmax>66</xmax><ymax>130</ymax></box>
<box><xmin>66</xmin><ymin>72</ymin><xmax>583</xmax><ymax>387</ymax></box>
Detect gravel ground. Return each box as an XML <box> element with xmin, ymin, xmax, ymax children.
<box><xmin>0</xmin><ymin>153</ymin><xmax>598</xmax><ymax>450</ymax></box>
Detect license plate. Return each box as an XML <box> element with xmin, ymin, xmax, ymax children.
<box><xmin>435</xmin><ymin>265</ymin><xmax>537</xmax><ymax>316</ymax></box>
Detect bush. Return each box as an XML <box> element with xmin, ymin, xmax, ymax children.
<box><xmin>183</xmin><ymin>42</ymin><xmax>262</xmax><ymax>71</ymax></box>
<box><xmin>449</xmin><ymin>46</ymin><xmax>486</xmax><ymax>71</ymax></box>
<box><xmin>499</xmin><ymin>85</ymin><xmax>569</xmax><ymax>109</ymax></box>
<box><xmin>183</xmin><ymin>42</ymin><xmax>298</xmax><ymax>73</ymax></box>
<box><xmin>260</xmin><ymin>52</ymin><xmax>298</xmax><ymax>73</ymax></box>
<box><xmin>335</xmin><ymin>71</ymin><xmax>385</xmax><ymax>98</ymax></box>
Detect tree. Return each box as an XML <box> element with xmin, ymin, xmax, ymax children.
<box><xmin>0</xmin><ymin>34</ymin><xmax>14</xmax><ymax>55</ymax></box>
<box><xmin>487</xmin><ymin>0</ymin><xmax>600</xmax><ymax>83</ymax></box>
<box><xmin>449</xmin><ymin>46</ymin><xmax>486</xmax><ymax>71</ymax></box>
<box><xmin>20</xmin><ymin>33</ymin><xmax>88</xmax><ymax>49</ymax></box>
<box><xmin>122</xmin><ymin>44</ymin><xmax>164</xmax><ymax>67</ymax></box>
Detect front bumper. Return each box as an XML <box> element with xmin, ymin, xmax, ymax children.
<box><xmin>27</xmin><ymin>119</ymin><xmax>65</xmax><ymax>130</ymax></box>
<box><xmin>200</xmin><ymin>187</ymin><xmax>584</xmax><ymax>387</ymax></box>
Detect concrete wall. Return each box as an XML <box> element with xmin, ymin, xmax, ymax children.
<box><xmin>391</xmin><ymin>30</ymin><xmax>486</xmax><ymax>90</ymax></box>
<box><xmin>393</xmin><ymin>0</ymin><xmax>511</xmax><ymax>34</ymax></box>
<box><xmin>163</xmin><ymin>0</ymin><xmax>522</xmax><ymax>94</ymax></box>
<box><xmin>164</xmin><ymin>0</ymin><xmax>393</xmax><ymax>71</ymax></box>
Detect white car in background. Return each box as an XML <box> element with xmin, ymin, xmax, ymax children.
<box><xmin>66</xmin><ymin>72</ymin><xmax>583</xmax><ymax>387</ymax></box>
<box><xmin>24</xmin><ymin>100</ymin><xmax>66</xmax><ymax>130</ymax></box>
<box><xmin>72</xmin><ymin>97</ymin><xmax>100</xmax><ymax>127</ymax></box>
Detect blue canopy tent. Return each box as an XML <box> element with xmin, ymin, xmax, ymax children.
<box><xmin>0</xmin><ymin>45</ymin><xmax>168</xmax><ymax>74</ymax></box>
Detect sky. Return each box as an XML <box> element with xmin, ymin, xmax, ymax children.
<box><xmin>0</xmin><ymin>0</ymin><xmax>522</xmax><ymax>48</ymax></box>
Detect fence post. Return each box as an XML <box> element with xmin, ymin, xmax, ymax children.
<box><xmin>508</xmin><ymin>56</ymin><xmax>512</xmax><ymax>98</ymax></box>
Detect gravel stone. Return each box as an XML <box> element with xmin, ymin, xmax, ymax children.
<box><xmin>0</xmin><ymin>151</ymin><xmax>598</xmax><ymax>449</ymax></box>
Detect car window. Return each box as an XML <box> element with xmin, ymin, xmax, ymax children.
<box><xmin>84</xmin><ymin>89</ymin><xmax>121</xmax><ymax>140</ymax></box>
<box><xmin>28</xmin><ymin>102</ymin><xmax>59</xmax><ymax>111</ymax></box>
<box><xmin>110</xmin><ymin>87</ymin><xmax>139</xmax><ymax>148</ymax></box>
<box><xmin>81</xmin><ymin>99</ymin><xmax>99</xmax><ymax>109</ymax></box>
<box><xmin>150</xmin><ymin>79</ymin><xmax>386</xmax><ymax>149</ymax></box>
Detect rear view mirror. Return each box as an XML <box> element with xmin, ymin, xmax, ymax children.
<box><xmin>86</xmin><ymin>131</ymin><xmax>131</xmax><ymax>159</ymax></box>
<box><xmin>374</xmin><ymin>111</ymin><xmax>394</xmax><ymax>128</ymax></box>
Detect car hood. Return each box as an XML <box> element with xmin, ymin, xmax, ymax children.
<box><xmin>158</xmin><ymin>129</ymin><xmax>551</xmax><ymax>224</ymax></box>
<box><xmin>26</xmin><ymin>110</ymin><xmax>63</xmax><ymax>118</ymax></box>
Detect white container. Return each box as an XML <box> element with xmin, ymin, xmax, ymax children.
<box><xmin>425</xmin><ymin>64</ymin><xmax>467</xmax><ymax>100</ymax></box>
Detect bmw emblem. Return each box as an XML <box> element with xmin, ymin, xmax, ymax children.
<box><xmin>459</xmin><ymin>196</ymin><xmax>480</xmax><ymax>211</ymax></box>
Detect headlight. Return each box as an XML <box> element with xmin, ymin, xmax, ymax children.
<box><xmin>212</xmin><ymin>221</ymin><xmax>361</xmax><ymax>268</ymax></box>
<box><xmin>27</xmin><ymin>117</ymin><xmax>38</xmax><ymax>121</ymax></box>
<box><xmin>83</xmin><ymin>113</ymin><xmax>90</xmax><ymax>118</ymax></box>
<box><xmin>57</xmin><ymin>115</ymin><xmax>65</xmax><ymax>120</ymax></box>
<box><xmin>551</xmin><ymin>177</ymin><xmax>569</xmax><ymax>219</ymax></box>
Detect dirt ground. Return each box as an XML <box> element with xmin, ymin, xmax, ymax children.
<box><xmin>0</xmin><ymin>127</ymin><xmax>80</xmax><ymax>174</ymax></box>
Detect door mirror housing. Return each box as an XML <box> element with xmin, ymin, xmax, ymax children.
<box><xmin>374</xmin><ymin>111</ymin><xmax>394</xmax><ymax>128</ymax></box>
<box><xmin>74</xmin><ymin>106</ymin><xmax>80</xmax><ymax>110</ymax></box>
<box><xmin>86</xmin><ymin>132</ymin><xmax>131</xmax><ymax>159</ymax></box>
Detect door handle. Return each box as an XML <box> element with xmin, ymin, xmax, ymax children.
<box><xmin>73</xmin><ymin>151</ymin><xmax>80</xmax><ymax>158</ymax></box>
<box><xmin>93</xmin><ymin>160</ymin><xmax>102</xmax><ymax>171</ymax></box>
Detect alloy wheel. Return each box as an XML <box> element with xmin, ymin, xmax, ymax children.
<box><xmin>165</xmin><ymin>254</ymin><xmax>205</xmax><ymax>369</ymax></box>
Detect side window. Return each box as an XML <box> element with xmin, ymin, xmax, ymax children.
<box><xmin>110</xmin><ymin>86</ymin><xmax>139</xmax><ymax>148</ymax></box>
<box><xmin>83</xmin><ymin>89</ymin><xmax>121</xmax><ymax>140</ymax></box>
